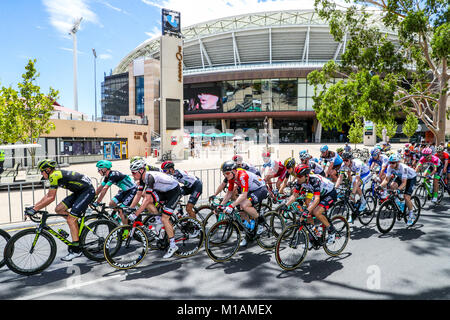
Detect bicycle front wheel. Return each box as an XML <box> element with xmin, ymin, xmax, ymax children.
<box><xmin>205</xmin><ymin>220</ymin><xmax>240</xmax><ymax>262</ymax></box>
<box><xmin>0</xmin><ymin>229</ymin><xmax>11</xmax><ymax>268</ymax></box>
<box><xmin>194</xmin><ymin>205</ymin><xmax>213</xmax><ymax>223</ymax></box>
<box><xmin>359</xmin><ymin>195</ymin><xmax>376</xmax><ymax>225</ymax></box>
<box><xmin>403</xmin><ymin>196</ymin><xmax>421</xmax><ymax>227</ymax></box>
<box><xmin>80</xmin><ymin>219</ymin><xmax>118</xmax><ymax>262</ymax></box>
<box><xmin>103</xmin><ymin>225</ymin><xmax>149</xmax><ymax>270</ymax></box>
<box><xmin>4</xmin><ymin>229</ymin><xmax>57</xmax><ymax>276</ymax></box>
<box><xmin>376</xmin><ymin>200</ymin><xmax>397</xmax><ymax>234</ymax></box>
<box><xmin>256</xmin><ymin>211</ymin><xmax>286</xmax><ymax>250</ymax></box>
<box><xmin>413</xmin><ymin>185</ymin><xmax>428</xmax><ymax>208</ymax></box>
<box><xmin>173</xmin><ymin>217</ymin><xmax>204</xmax><ymax>258</ymax></box>
<box><xmin>323</xmin><ymin>215</ymin><xmax>350</xmax><ymax>256</ymax></box>
<box><xmin>274</xmin><ymin>224</ymin><xmax>308</xmax><ymax>271</ymax></box>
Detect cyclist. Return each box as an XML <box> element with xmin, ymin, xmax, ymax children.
<box><xmin>415</xmin><ymin>147</ymin><xmax>442</xmax><ymax>203</ymax></box>
<box><xmin>335</xmin><ymin>152</ymin><xmax>371</xmax><ymax>215</ymax></box>
<box><xmin>128</xmin><ymin>159</ymin><xmax>182</xmax><ymax>259</ymax></box>
<box><xmin>278</xmin><ymin>157</ymin><xmax>296</xmax><ymax>195</ymax></box>
<box><xmin>435</xmin><ymin>145</ymin><xmax>450</xmax><ymax>194</ymax></box>
<box><xmin>368</xmin><ymin>148</ymin><xmax>389</xmax><ymax>182</ymax></box>
<box><xmin>161</xmin><ymin>161</ymin><xmax>203</xmax><ymax>218</ymax></box>
<box><xmin>379</xmin><ymin>154</ymin><xmax>417</xmax><ymax>225</ymax></box>
<box><xmin>319</xmin><ymin>145</ymin><xmax>343</xmax><ymax>180</ymax></box>
<box><xmin>261</xmin><ymin>152</ymin><xmax>288</xmax><ymax>196</ymax></box>
<box><xmin>232</xmin><ymin>154</ymin><xmax>261</xmax><ymax>176</ymax></box>
<box><xmin>94</xmin><ymin>160</ymin><xmax>138</xmax><ymax>224</ymax></box>
<box><xmin>130</xmin><ymin>156</ymin><xmax>161</xmax><ymax>172</ymax></box>
<box><xmin>279</xmin><ymin>164</ymin><xmax>337</xmax><ymax>244</ymax></box>
<box><xmin>300</xmin><ymin>152</ymin><xmax>326</xmax><ymax>177</ymax></box>
<box><xmin>26</xmin><ymin>159</ymin><xmax>96</xmax><ymax>261</ymax></box>
<box><xmin>220</xmin><ymin>161</ymin><xmax>268</xmax><ymax>247</ymax></box>
<box><xmin>336</xmin><ymin>147</ymin><xmax>344</xmax><ymax>157</ymax></box>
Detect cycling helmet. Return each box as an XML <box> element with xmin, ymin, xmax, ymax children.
<box><xmin>37</xmin><ymin>159</ymin><xmax>57</xmax><ymax>171</ymax></box>
<box><xmin>320</xmin><ymin>145</ymin><xmax>328</xmax><ymax>153</ymax></box>
<box><xmin>294</xmin><ymin>164</ymin><xmax>310</xmax><ymax>177</ymax></box>
<box><xmin>96</xmin><ymin>160</ymin><xmax>112</xmax><ymax>169</ymax></box>
<box><xmin>161</xmin><ymin>161</ymin><xmax>175</xmax><ymax>170</ymax></box>
<box><xmin>333</xmin><ymin>156</ymin><xmax>343</xmax><ymax>166</ymax></box>
<box><xmin>422</xmin><ymin>147</ymin><xmax>432</xmax><ymax>155</ymax></box>
<box><xmin>299</xmin><ymin>152</ymin><xmax>311</xmax><ymax>161</ymax></box>
<box><xmin>336</xmin><ymin>147</ymin><xmax>344</xmax><ymax>153</ymax></box>
<box><xmin>371</xmin><ymin>148</ymin><xmax>381</xmax><ymax>158</ymax></box>
<box><xmin>311</xmin><ymin>157</ymin><xmax>319</xmax><ymax>163</ymax></box>
<box><xmin>341</xmin><ymin>152</ymin><xmax>353</xmax><ymax>160</ymax></box>
<box><xmin>284</xmin><ymin>157</ymin><xmax>296</xmax><ymax>169</ymax></box>
<box><xmin>221</xmin><ymin>160</ymin><xmax>237</xmax><ymax>172</ymax></box>
<box><xmin>232</xmin><ymin>155</ymin><xmax>243</xmax><ymax>163</ymax></box>
<box><xmin>130</xmin><ymin>156</ymin><xmax>144</xmax><ymax>163</ymax></box>
<box><xmin>130</xmin><ymin>159</ymin><xmax>146</xmax><ymax>171</ymax></box>
<box><xmin>388</xmin><ymin>154</ymin><xmax>401</xmax><ymax>162</ymax></box>
<box><xmin>404</xmin><ymin>143</ymin><xmax>410</xmax><ymax>148</ymax></box>
<box><xmin>436</xmin><ymin>145</ymin><xmax>445</xmax><ymax>152</ymax></box>
<box><xmin>262</xmin><ymin>152</ymin><xmax>271</xmax><ymax>158</ymax></box>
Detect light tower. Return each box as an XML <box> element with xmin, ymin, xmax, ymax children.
<box><xmin>69</xmin><ymin>17</ymin><xmax>82</xmax><ymax>112</ymax></box>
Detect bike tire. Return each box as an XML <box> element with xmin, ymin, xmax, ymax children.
<box><xmin>256</xmin><ymin>211</ymin><xmax>286</xmax><ymax>250</ymax></box>
<box><xmin>80</xmin><ymin>219</ymin><xmax>118</xmax><ymax>262</ymax></box>
<box><xmin>205</xmin><ymin>220</ymin><xmax>241</xmax><ymax>263</ymax></box>
<box><xmin>323</xmin><ymin>215</ymin><xmax>350</xmax><ymax>256</ymax></box>
<box><xmin>413</xmin><ymin>184</ymin><xmax>428</xmax><ymax>208</ymax></box>
<box><xmin>403</xmin><ymin>196</ymin><xmax>421</xmax><ymax>227</ymax></box>
<box><xmin>0</xmin><ymin>229</ymin><xmax>11</xmax><ymax>268</ymax></box>
<box><xmin>194</xmin><ymin>205</ymin><xmax>213</xmax><ymax>223</ymax></box>
<box><xmin>4</xmin><ymin>228</ymin><xmax>57</xmax><ymax>276</ymax></box>
<box><xmin>274</xmin><ymin>224</ymin><xmax>308</xmax><ymax>271</ymax></box>
<box><xmin>329</xmin><ymin>200</ymin><xmax>349</xmax><ymax>220</ymax></box>
<box><xmin>103</xmin><ymin>224</ymin><xmax>149</xmax><ymax>270</ymax></box>
<box><xmin>173</xmin><ymin>217</ymin><xmax>204</xmax><ymax>258</ymax></box>
<box><xmin>376</xmin><ymin>200</ymin><xmax>397</xmax><ymax>234</ymax></box>
<box><xmin>437</xmin><ymin>180</ymin><xmax>445</xmax><ymax>203</ymax></box>
<box><xmin>202</xmin><ymin>210</ymin><xmax>226</xmax><ymax>234</ymax></box>
<box><xmin>358</xmin><ymin>195</ymin><xmax>376</xmax><ymax>225</ymax></box>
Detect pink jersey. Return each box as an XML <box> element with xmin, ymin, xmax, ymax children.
<box><xmin>418</xmin><ymin>155</ymin><xmax>441</xmax><ymax>167</ymax></box>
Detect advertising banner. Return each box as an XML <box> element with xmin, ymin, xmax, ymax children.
<box><xmin>184</xmin><ymin>85</ymin><xmax>223</xmax><ymax>114</ymax></box>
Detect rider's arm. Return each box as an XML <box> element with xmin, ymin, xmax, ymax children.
<box><xmin>96</xmin><ymin>184</ymin><xmax>109</xmax><ymax>203</ymax></box>
<box><xmin>380</xmin><ymin>174</ymin><xmax>391</xmax><ymax>188</ymax></box>
<box><xmin>129</xmin><ymin>189</ymin><xmax>143</xmax><ymax>208</ymax></box>
<box><xmin>334</xmin><ymin>170</ymin><xmax>344</xmax><ymax>189</ymax></box>
<box><xmin>135</xmin><ymin>191</ymin><xmax>154</xmax><ymax>216</ymax></box>
<box><xmin>33</xmin><ymin>189</ymin><xmax>57</xmax><ymax>211</ymax></box>
<box><xmin>398</xmin><ymin>178</ymin><xmax>407</xmax><ymax>191</ymax></box>
<box><xmin>306</xmin><ymin>193</ymin><xmax>320</xmax><ymax>213</ymax></box>
<box><xmin>213</xmin><ymin>181</ymin><xmax>227</xmax><ymax>197</ymax></box>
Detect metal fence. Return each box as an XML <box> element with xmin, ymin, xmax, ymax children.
<box><xmin>0</xmin><ymin>166</ymin><xmax>263</xmax><ymax>226</ymax></box>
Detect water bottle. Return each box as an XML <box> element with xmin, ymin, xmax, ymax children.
<box><xmin>159</xmin><ymin>226</ymin><xmax>166</xmax><ymax>240</ymax></box>
<box><xmin>249</xmin><ymin>219</ymin><xmax>255</xmax><ymax>231</ymax></box>
<box><xmin>395</xmin><ymin>198</ymin><xmax>405</xmax><ymax>211</ymax></box>
<box><xmin>58</xmin><ymin>229</ymin><xmax>69</xmax><ymax>239</ymax></box>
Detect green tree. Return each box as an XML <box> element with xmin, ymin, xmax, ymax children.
<box><xmin>375</xmin><ymin>118</ymin><xmax>398</xmax><ymax>141</ymax></box>
<box><xmin>309</xmin><ymin>0</ymin><xmax>449</xmax><ymax>144</ymax></box>
<box><xmin>0</xmin><ymin>87</ymin><xmax>24</xmax><ymax>144</ymax></box>
<box><xmin>347</xmin><ymin>118</ymin><xmax>364</xmax><ymax>147</ymax></box>
<box><xmin>402</xmin><ymin>112</ymin><xmax>419</xmax><ymax>139</ymax></box>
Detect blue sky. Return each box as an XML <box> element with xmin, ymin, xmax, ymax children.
<box><xmin>0</xmin><ymin>0</ymin><xmax>317</xmax><ymax>118</ymax></box>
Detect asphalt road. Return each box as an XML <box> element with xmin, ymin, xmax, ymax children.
<box><xmin>1</xmin><ymin>198</ymin><xmax>449</xmax><ymax>301</ymax></box>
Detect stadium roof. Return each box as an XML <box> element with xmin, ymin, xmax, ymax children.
<box><xmin>113</xmin><ymin>9</ymin><xmax>395</xmax><ymax>75</ymax></box>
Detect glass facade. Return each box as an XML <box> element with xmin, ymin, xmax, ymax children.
<box><xmin>135</xmin><ymin>76</ymin><xmax>145</xmax><ymax>117</ymax></box>
<box><xmin>101</xmin><ymin>72</ymin><xmax>129</xmax><ymax>117</ymax></box>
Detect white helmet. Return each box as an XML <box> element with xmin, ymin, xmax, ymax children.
<box><xmin>130</xmin><ymin>159</ymin><xmax>146</xmax><ymax>171</ymax></box>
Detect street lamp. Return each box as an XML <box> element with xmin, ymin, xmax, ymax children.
<box><xmin>92</xmin><ymin>48</ymin><xmax>97</xmax><ymax>121</ymax></box>
<box><xmin>69</xmin><ymin>17</ymin><xmax>82</xmax><ymax>112</ymax></box>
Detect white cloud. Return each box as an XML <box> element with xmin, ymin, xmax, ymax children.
<box><xmin>42</xmin><ymin>0</ymin><xmax>100</xmax><ymax>35</ymax></box>
<box><xmin>98</xmin><ymin>53</ymin><xmax>113</xmax><ymax>59</ymax></box>
<box><xmin>145</xmin><ymin>26</ymin><xmax>161</xmax><ymax>39</ymax></box>
<box><xmin>59</xmin><ymin>47</ymin><xmax>86</xmax><ymax>54</ymax></box>
<box><xmin>141</xmin><ymin>0</ymin><xmax>317</xmax><ymax>27</ymax></box>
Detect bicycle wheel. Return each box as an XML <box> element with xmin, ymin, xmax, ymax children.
<box><xmin>0</xmin><ymin>229</ymin><xmax>11</xmax><ymax>268</ymax></box>
<box><xmin>205</xmin><ymin>220</ymin><xmax>240</xmax><ymax>262</ymax></box>
<box><xmin>194</xmin><ymin>205</ymin><xmax>213</xmax><ymax>223</ymax></box>
<box><xmin>359</xmin><ymin>195</ymin><xmax>376</xmax><ymax>225</ymax></box>
<box><xmin>274</xmin><ymin>224</ymin><xmax>308</xmax><ymax>271</ymax></box>
<box><xmin>173</xmin><ymin>217</ymin><xmax>204</xmax><ymax>258</ymax></box>
<box><xmin>403</xmin><ymin>196</ymin><xmax>421</xmax><ymax>227</ymax></box>
<box><xmin>4</xmin><ymin>229</ymin><xmax>57</xmax><ymax>276</ymax></box>
<box><xmin>80</xmin><ymin>219</ymin><xmax>117</xmax><ymax>262</ymax></box>
<box><xmin>323</xmin><ymin>215</ymin><xmax>350</xmax><ymax>256</ymax></box>
<box><xmin>413</xmin><ymin>184</ymin><xmax>428</xmax><ymax>208</ymax></box>
<box><xmin>256</xmin><ymin>211</ymin><xmax>286</xmax><ymax>250</ymax></box>
<box><xmin>376</xmin><ymin>200</ymin><xmax>397</xmax><ymax>234</ymax></box>
<box><xmin>437</xmin><ymin>181</ymin><xmax>445</xmax><ymax>203</ymax></box>
<box><xmin>203</xmin><ymin>210</ymin><xmax>227</xmax><ymax>233</ymax></box>
<box><xmin>103</xmin><ymin>225</ymin><xmax>149</xmax><ymax>270</ymax></box>
<box><xmin>329</xmin><ymin>200</ymin><xmax>349</xmax><ymax>219</ymax></box>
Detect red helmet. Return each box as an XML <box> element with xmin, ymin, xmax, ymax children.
<box><xmin>161</xmin><ymin>161</ymin><xmax>174</xmax><ymax>170</ymax></box>
<box><xmin>232</xmin><ymin>155</ymin><xmax>243</xmax><ymax>163</ymax></box>
<box><xmin>294</xmin><ymin>164</ymin><xmax>310</xmax><ymax>177</ymax></box>
<box><xmin>262</xmin><ymin>152</ymin><xmax>270</xmax><ymax>158</ymax></box>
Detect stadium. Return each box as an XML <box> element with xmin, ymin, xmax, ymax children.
<box><xmin>102</xmin><ymin>9</ymin><xmax>408</xmax><ymax>144</ymax></box>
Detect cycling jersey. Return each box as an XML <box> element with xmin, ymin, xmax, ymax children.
<box><xmin>418</xmin><ymin>155</ymin><xmax>441</xmax><ymax>167</ymax></box>
<box><xmin>49</xmin><ymin>170</ymin><xmax>93</xmax><ymax>193</ymax></box>
<box><xmin>340</xmin><ymin>159</ymin><xmax>370</xmax><ymax>177</ymax></box>
<box><xmin>293</xmin><ymin>174</ymin><xmax>335</xmax><ymax>197</ymax></box>
<box><xmin>101</xmin><ymin>170</ymin><xmax>136</xmax><ymax>191</ymax></box>
<box><xmin>386</xmin><ymin>163</ymin><xmax>417</xmax><ymax>180</ymax></box>
<box><xmin>146</xmin><ymin>164</ymin><xmax>162</xmax><ymax>172</ymax></box>
<box><xmin>228</xmin><ymin>168</ymin><xmax>265</xmax><ymax>193</ymax></box>
<box><xmin>239</xmin><ymin>162</ymin><xmax>261</xmax><ymax>176</ymax></box>
<box><xmin>320</xmin><ymin>151</ymin><xmax>336</xmax><ymax>164</ymax></box>
<box><xmin>171</xmin><ymin>169</ymin><xmax>199</xmax><ymax>188</ymax></box>
<box><xmin>263</xmin><ymin>160</ymin><xmax>287</xmax><ymax>180</ymax></box>
<box><xmin>435</xmin><ymin>152</ymin><xmax>449</xmax><ymax>165</ymax></box>
<box><xmin>309</xmin><ymin>161</ymin><xmax>325</xmax><ymax>175</ymax></box>
<box><xmin>138</xmin><ymin>171</ymin><xmax>179</xmax><ymax>193</ymax></box>
<box><xmin>369</xmin><ymin>154</ymin><xmax>389</xmax><ymax>170</ymax></box>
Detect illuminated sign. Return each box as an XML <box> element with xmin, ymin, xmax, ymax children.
<box><xmin>162</xmin><ymin>8</ymin><xmax>181</xmax><ymax>37</ymax></box>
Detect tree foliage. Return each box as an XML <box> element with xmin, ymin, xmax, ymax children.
<box><xmin>347</xmin><ymin>118</ymin><xmax>364</xmax><ymax>146</ymax></box>
<box><xmin>309</xmin><ymin>0</ymin><xmax>449</xmax><ymax>143</ymax></box>
<box><xmin>402</xmin><ymin>112</ymin><xmax>419</xmax><ymax>138</ymax></box>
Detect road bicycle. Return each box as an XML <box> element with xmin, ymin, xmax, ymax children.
<box><xmin>4</xmin><ymin>210</ymin><xmax>117</xmax><ymax>276</ymax></box>
<box><xmin>204</xmin><ymin>205</ymin><xmax>285</xmax><ymax>263</ymax></box>
<box><xmin>161</xmin><ymin>150</ymin><xmax>173</xmax><ymax>161</ymax></box>
<box><xmin>0</xmin><ymin>229</ymin><xmax>11</xmax><ymax>268</ymax></box>
<box><xmin>274</xmin><ymin>203</ymin><xmax>350</xmax><ymax>271</ymax></box>
<box><xmin>376</xmin><ymin>190</ymin><xmax>421</xmax><ymax>234</ymax></box>
<box><xmin>330</xmin><ymin>186</ymin><xmax>376</xmax><ymax>225</ymax></box>
<box><xmin>103</xmin><ymin>207</ymin><xmax>204</xmax><ymax>270</ymax></box>
<box><xmin>85</xmin><ymin>202</ymin><xmax>123</xmax><ymax>225</ymax></box>
<box><xmin>413</xmin><ymin>174</ymin><xmax>445</xmax><ymax>208</ymax></box>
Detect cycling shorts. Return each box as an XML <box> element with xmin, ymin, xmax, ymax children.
<box><xmin>182</xmin><ymin>180</ymin><xmax>203</xmax><ymax>205</ymax></box>
<box><xmin>147</xmin><ymin>185</ymin><xmax>182</xmax><ymax>216</ymax></box>
<box><xmin>317</xmin><ymin>189</ymin><xmax>337</xmax><ymax>211</ymax></box>
<box><xmin>391</xmin><ymin>176</ymin><xmax>416</xmax><ymax>196</ymax></box>
<box><xmin>113</xmin><ymin>186</ymin><xmax>138</xmax><ymax>207</ymax></box>
<box><xmin>62</xmin><ymin>186</ymin><xmax>96</xmax><ymax>218</ymax></box>
<box><xmin>247</xmin><ymin>187</ymin><xmax>268</xmax><ymax>206</ymax></box>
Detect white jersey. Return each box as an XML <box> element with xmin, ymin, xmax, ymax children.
<box><xmin>171</xmin><ymin>169</ymin><xmax>199</xmax><ymax>188</ymax></box>
<box><xmin>341</xmin><ymin>159</ymin><xmax>370</xmax><ymax>176</ymax></box>
<box><xmin>386</xmin><ymin>163</ymin><xmax>417</xmax><ymax>180</ymax></box>
<box><xmin>138</xmin><ymin>171</ymin><xmax>179</xmax><ymax>193</ymax></box>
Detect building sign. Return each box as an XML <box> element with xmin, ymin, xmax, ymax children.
<box><xmin>162</xmin><ymin>8</ymin><xmax>181</xmax><ymax>37</ymax></box>
<box><xmin>176</xmin><ymin>45</ymin><xmax>183</xmax><ymax>83</ymax></box>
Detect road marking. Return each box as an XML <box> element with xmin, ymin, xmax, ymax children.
<box><xmin>15</xmin><ymin>260</ymin><xmax>179</xmax><ymax>300</ymax></box>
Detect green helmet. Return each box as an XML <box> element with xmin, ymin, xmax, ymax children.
<box><xmin>96</xmin><ymin>160</ymin><xmax>112</xmax><ymax>169</ymax></box>
<box><xmin>130</xmin><ymin>156</ymin><xmax>144</xmax><ymax>163</ymax></box>
<box><xmin>37</xmin><ymin>159</ymin><xmax>57</xmax><ymax>171</ymax></box>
